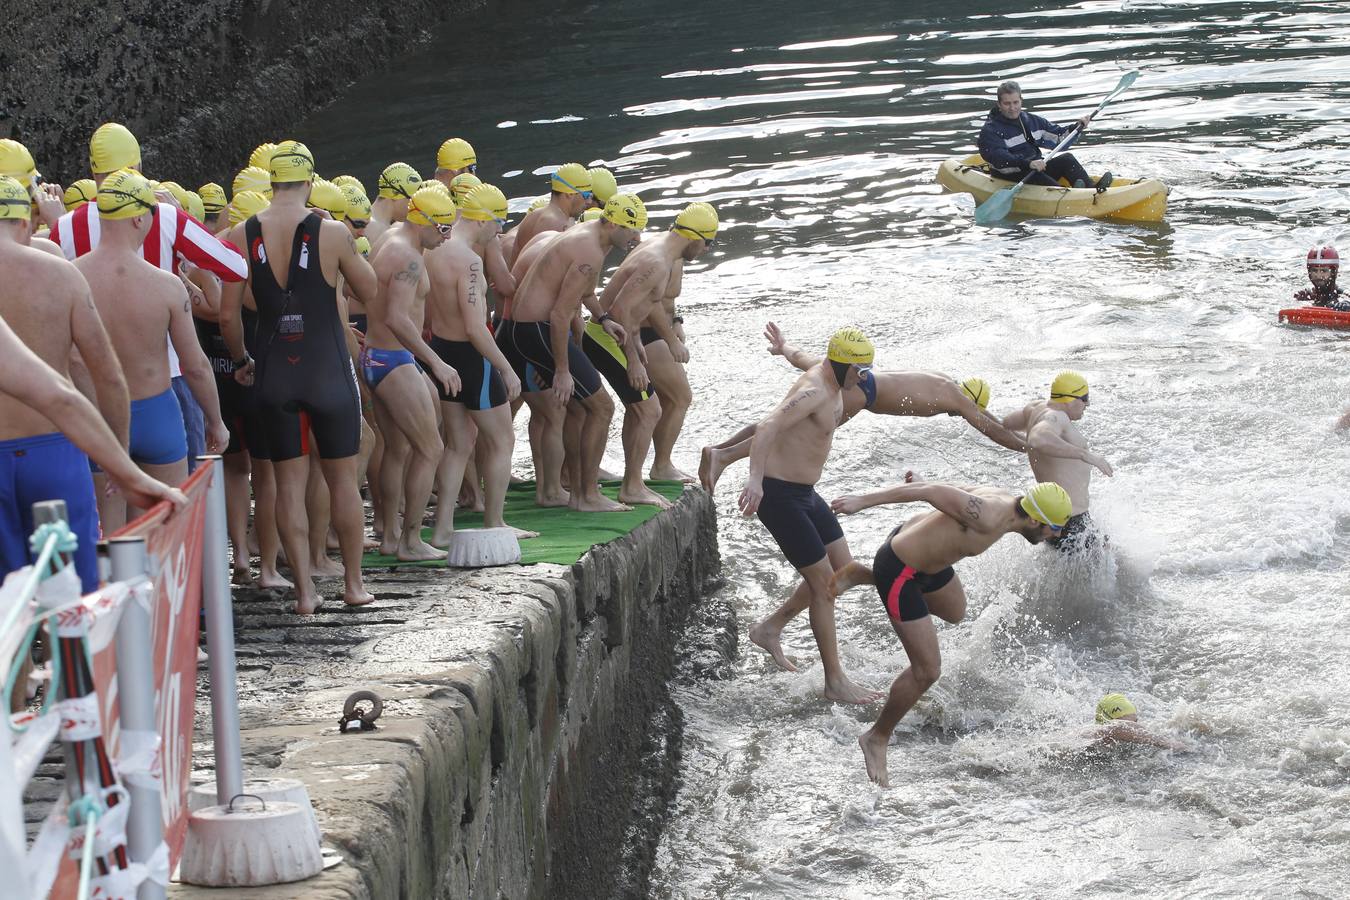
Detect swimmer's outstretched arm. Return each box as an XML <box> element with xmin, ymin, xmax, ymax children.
<box><xmin>832</xmin><ymin>481</ymin><xmax>995</xmax><ymax>531</ymax></box>
<box><xmin>764</xmin><ymin>322</ymin><xmax>823</xmax><ymax>372</ymax></box>
<box><xmin>1026</xmin><ymin>414</ymin><xmax>1113</xmax><ymax>476</ymax></box>
<box><xmin>1098</xmin><ymin>721</ymin><xmax>1192</xmax><ymax>752</ymax></box>
<box><xmin>959</xmin><ymin>402</ymin><xmax>1028</xmax><ymax>453</ymax></box>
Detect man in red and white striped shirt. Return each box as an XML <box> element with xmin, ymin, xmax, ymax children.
<box><xmin>47</xmin><ymin>123</ymin><xmax>247</xmax><ymax>473</ymax></box>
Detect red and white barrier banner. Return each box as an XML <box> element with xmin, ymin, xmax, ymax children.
<box><xmin>50</xmin><ymin>463</ymin><xmax>213</xmax><ymax>896</ymax></box>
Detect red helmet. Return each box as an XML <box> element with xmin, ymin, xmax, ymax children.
<box><xmin>1307</xmin><ymin>245</ymin><xmax>1340</xmax><ymax>269</ymax></box>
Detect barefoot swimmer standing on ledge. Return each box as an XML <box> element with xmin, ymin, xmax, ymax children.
<box><xmin>830</xmin><ymin>479</ymin><xmax>1073</xmax><ymax>786</ymax></box>
<box><xmin>739</xmin><ymin>327</ymin><xmax>883</xmax><ymax>706</ymax></box>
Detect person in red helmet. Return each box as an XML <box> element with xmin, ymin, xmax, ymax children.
<box><xmin>1295</xmin><ymin>246</ymin><xmax>1345</xmax><ymax>309</ymax></box>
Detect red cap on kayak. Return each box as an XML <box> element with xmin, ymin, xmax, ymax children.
<box><xmin>1307</xmin><ymin>246</ymin><xmax>1340</xmax><ymax>269</ymax></box>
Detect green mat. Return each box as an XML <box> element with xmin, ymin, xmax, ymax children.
<box><xmin>361</xmin><ymin>479</ymin><xmax>685</xmax><ymax>568</ymax></box>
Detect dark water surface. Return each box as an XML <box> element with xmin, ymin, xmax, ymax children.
<box><xmin>298</xmin><ymin>1</ymin><xmax>1350</xmax><ymax>896</ymax></box>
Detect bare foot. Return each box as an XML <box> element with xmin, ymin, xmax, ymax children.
<box><xmin>699</xmin><ymin>445</ymin><xmax>729</xmax><ymax>493</ymax></box>
<box><xmin>509</xmin><ymin>473</ymin><xmax>525</xmax><ymax>485</ymax></box>
<box><xmin>748</xmin><ymin>620</ymin><xmax>797</xmax><ymax>672</ymax></box>
<box><xmin>311</xmin><ymin>555</ymin><xmax>344</xmax><ymax>578</ymax></box>
<box><xmin>536</xmin><ymin>488</ymin><xmax>571</xmax><ymax>508</ymax></box>
<box><xmin>429</xmin><ymin>526</ymin><xmax>453</xmax><ymax>549</ymax></box>
<box><xmin>343</xmin><ymin>586</ymin><xmax>376</xmax><ymax>607</ymax></box>
<box><xmin>257</xmin><ymin>569</ymin><xmax>293</xmax><ymax>591</ymax></box>
<box><xmin>397</xmin><ymin>537</ymin><xmax>447</xmax><ymax>562</ymax></box>
<box><xmin>829</xmin><ymin>561</ymin><xmax>874</xmax><ymax>599</ymax></box>
<box><xmin>859</xmin><ymin>729</ymin><xmax>891</xmax><ymax>788</ymax></box>
<box><xmin>570</xmin><ymin>493</ymin><xmax>631</xmax><ymax>513</ymax></box>
<box><xmin>619</xmin><ymin>485</ymin><xmax>671</xmax><ymax>509</ymax></box>
<box><xmin>649</xmin><ymin>463</ymin><xmax>696</xmax><ymax>483</ymax></box>
<box><xmin>362</xmin><ymin>534</ymin><xmax>380</xmax><ymax>550</ymax></box>
<box><xmin>597</xmin><ymin>466</ymin><xmax>621</xmax><ymax>482</ymax></box>
<box><xmin>494</xmin><ymin>524</ymin><xmax>539</xmax><ymax>540</ymax></box>
<box><xmin>295</xmin><ymin>590</ymin><xmax>324</xmax><ymax>616</ymax></box>
<box><xmin>824</xmin><ymin>674</ymin><xmax>884</xmax><ymax>706</ymax></box>
<box><xmin>231</xmin><ymin>566</ymin><xmax>255</xmax><ymax>586</ymax></box>
<box><xmin>378</xmin><ymin>539</ymin><xmax>399</xmax><ymax>557</ymax></box>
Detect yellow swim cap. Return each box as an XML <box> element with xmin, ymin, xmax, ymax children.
<box><xmin>341</xmin><ymin>184</ymin><xmax>371</xmax><ymax>222</ymax></box>
<box><xmin>1050</xmin><ymin>371</ymin><xmax>1089</xmax><ymax>403</ymax></box>
<box><xmin>160</xmin><ymin>181</ymin><xmax>192</xmax><ymax>210</ymax></box>
<box><xmin>826</xmin><ymin>327</ymin><xmax>874</xmax><ymax>366</ymax></box>
<box><xmin>419</xmin><ymin>179</ymin><xmax>451</xmax><ymax>196</ymax></box>
<box><xmin>1095</xmin><ymin>693</ymin><xmax>1137</xmax><ymax>724</ymax></box>
<box><xmin>406</xmin><ymin>184</ymin><xmax>458</xmax><ymax>227</ymax></box>
<box><xmin>184</xmin><ymin>190</ymin><xmax>205</xmax><ymax>223</ymax></box>
<box><xmin>378</xmin><ymin>162</ymin><xmax>421</xmax><ymax>199</ymax></box>
<box><xmin>459</xmin><ymin>183</ymin><xmax>509</xmax><ymax>223</ymax></box>
<box><xmin>961</xmin><ymin>377</ymin><xmax>991</xmax><ymax>410</ymax></box>
<box><xmin>528</xmin><ymin>195</ymin><xmax>550</xmax><ymax>213</ymax></box>
<box><xmin>580</xmin><ymin>207</ymin><xmax>603</xmax><ymax>222</ymax></box>
<box><xmin>588</xmin><ymin>167</ymin><xmax>618</xmax><ymax>203</ymax></box>
<box><xmin>0</xmin><ymin>176</ymin><xmax>31</xmax><ymax>221</ymax></box>
<box><xmin>309</xmin><ymin>178</ymin><xmax>347</xmax><ymax>220</ymax></box>
<box><xmin>269</xmin><ymin>140</ymin><xmax>315</xmax><ymax>184</ymax></box>
<box><xmin>449</xmin><ymin>172</ymin><xmax>482</xmax><ymax>206</ymax></box>
<box><xmin>0</xmin><ymin>139</ymin><xmax>38</xmax><ymax>185</ymax></box>
<box><xmin>89</xmin><ymin>123</ymin><xmax>140</xmax><ymax>175</ymax></box>
<box><xmin>332</xmin><ymin>174</ymin><xmax>366</xmax><ymax>195</ymax></box>
<box><xmin>228</xmin><ymin>190</ymin><xmax>270</xmax><ymax>227</ymax></box>
<box><xmin>601</xmin><ymin>192</ymin><xmax>647</xmax><ymax>230</ymax></box>
<box><xmin>1019</xmin><ymin>482</ymin><xmax>1072</xmax><ymax>528</ymax></box>
<box><xmin>249</xmin><ymin>142</ymin><xmax>278</xmax><ymax>170</ymax></box>
<box><xmin>673</xmin><ymin>201</ymin><xmax>719</xmax><ymax>242</ymax></box>
<box><xmin>551</xmin><ymin>162</ymin><xmax>592</xmax><ymax>195</ymax></box>
<box><xmin>436</xmin><ymin>137</ymin><xmax>477</xmax><ymax>172</ymax></box>
<box><xmin>355</xmin><ymin>235</ymin><xmax>372</xmax><ymax>257</ymax></box>
<box><xmin>198</xmin><ymin>182</ymin><xmax>228</xmax><ymax>214</ymax></box>
<box><xmin>97</xmin><ymin>169</ymin><xmax>157</xmax><ymax>221</ymax></box>
<box><xmin>63</xmin><ymin>178</ymin><xmax>97</xmax><ymax>211</ymax></box>
<box><xmin>233</xmin><ymin>166</ymin><xmax>272</xmax><ymax>199</ymax></box>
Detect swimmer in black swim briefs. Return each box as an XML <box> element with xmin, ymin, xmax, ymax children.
<box><xmin>871</xmin><ymin>523</ymin><xmax>956</xmax><ymax>621</ymax></box>
<box><xmin>755</xmin><ymin>476</ymin><xmax>845</xmax><ymax>569</ymax></box>
<box><xmin>1046</xmin><ymin>511</ymin><xmax>1103</xmax><ymax>554</ymax></box>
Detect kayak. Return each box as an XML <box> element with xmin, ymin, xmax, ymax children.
<box><xmin>1278</xmin><ymin>306</ymin><xmax>1350</xmax><ymax>329</ymax></box>
<box><xmin>936</xmin><ymin>155</ymin><xmax>1169</xmax><ymax>223</ymax></box>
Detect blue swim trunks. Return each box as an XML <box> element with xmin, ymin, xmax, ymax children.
<box><xmin>0</xmin><ymin>432</ymin><xmax>100</xmax><ymax>592</ymax></box>
<box><xmin>129</xmin><ymin>386</ymin><xmax>188</xmax><ymax>466</ymax></box>
<box><xmin>359</xmin><ymin>346</ymin><xmax>417</xmax><ymax>391</ymax></box>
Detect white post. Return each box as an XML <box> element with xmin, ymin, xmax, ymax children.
<box><xmin>109</xmin><ymin>536</ymin><xmax>165</xmax><ymax>900</ymax></box>
<box><xmin>197</xmin><ymin>456</ymin><xmax>244</xmax><ymax>804</ymax></box>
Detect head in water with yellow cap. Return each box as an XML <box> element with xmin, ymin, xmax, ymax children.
<box><xmin>1095</xmin><ymin>693</ymin><xmax>1138</xmax><ymax>724</ymax></box>
<box><xmin>406</xmin><ymin>184</ymin><xmax>458</xmax><ymax>249</ymax></box>
<box><xmin>825</xmin><ymin>327</ymin><xmax>874</xmax><ymax>390</ymax></box>
<box><xmin>1049</xmin><ymin>370</ymin><xmax>1090</xmax><ymax>419</ymax></box>
<box><xmin>673</xmin><ymin>202</ymin><xmax>718</xmax><ymax>260</ymax></box>
<box><xmin>598</xmin><ymin>192</ymin><xmax>647</xmax><ymax>252</ymax></box>
<box><xmin>1016</xmin><ymin>481</ymin><xmax>1072</xmax><ymax>543</ymax></box>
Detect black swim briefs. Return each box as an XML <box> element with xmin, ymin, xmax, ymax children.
<box><xmin>1047</xmin><ymin>511</ymin><xmax>1102</xmax><ymax>554</ymax></box>
<box><xmin>873</xmin><ymin>524</ymin><xmax>956</xmax><ymax>621</ymax></box>
<box><xmin>756</xmin><ymin>476</ymin><xmax>845</xmax><ymax>570</ymax></box>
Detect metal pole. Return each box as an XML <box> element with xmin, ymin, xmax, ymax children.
<box><xmin>109</xmin><ymin>536</ymin><xmax>165</xmax><ymax>900</ymax></box>
<box><xmin>198</xmin><ymin>455</ymin><xmax>244</xmax><ymax>804</ymax></box>
<box><xmin>31</xmin><ymin>501</ymin><xmax>74</xmax><ymax>782</ymax></box>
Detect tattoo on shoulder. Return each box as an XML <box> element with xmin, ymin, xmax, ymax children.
<box><xmin>578</xmin><ymin>263</ymin><xmax>595</xmax><ymax>276</ymax></box>
<box><xmin>965</xmin><ymin>495</ymin><xmax>983</xmax><ymax>520</ymax></box>
<box><xmin>782</xmin><ymin>388</ymin><xmax>817</xmax><ymax>411</ymax></box>
<box><xmin>394</xmin><ymin>260</ymin><xmax>422</xmax><ymax>283</ymax></box>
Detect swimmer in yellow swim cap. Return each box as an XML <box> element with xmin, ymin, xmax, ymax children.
<box><xmin>434</xmin><ymin>137</ymin><xmax>477</xmax><ymax>178</ymax></box>
<box><xmin>198</xmin><ymin>182</ymin><xmax>229</xmax><ymax>231</ymax></box>
<box><xmin>332</xmin><ymin>174</ymin><xmax>367</xmax><ymax>197</ymax></box>
<box><xmin>233</xmin><ymin>166</ymin><xmax>272</xmax><ymax>200</ymax></box>
<box><xmin>89</xmin><ymin>123</ymin><xmax>141</xmax><ymax>178</ymax></box>
<box><xmin>448</xmin><ymin>173</ymin><xmax>482</xmax><ymax>207</ymax></box>
<box><xmin>64</xmin><ymin>179</ymin><xmax>97</xmax><ymax>211</ymax></box>
<box><xmin>1090</xmin><ymin>693</ymin><xmax>1191</xmax><ymax>751</ymax></box>
<box><xmin>504</xmin><ymin>163</ymin><xmax>593</xmax><ymax>267</ymax></box>
<box><xmin>1002</xmin><ymin>370</ymin><xmax>1113</xmax><ymax>556</ymax></box>
<box><xmin>587</xmin><ymin>166</ymin><xmax>618</xmax><ymax>208</ymax></box>
<box><xmin>369</xmin><ymin>161</ymin><xmax>421</xmax><ymax>243</ymax></box>
<box><xmin>828</xmin><ymin>477</ymin><xmax>1075</xmax><ymax>786</ymax></box>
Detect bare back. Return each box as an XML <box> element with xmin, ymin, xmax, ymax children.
<box><xmin>0</xmin><ymin>244</ymin><xmax>85</xmax><ymax>438</ymax></box>
<box><xmin>1022</xmin><ymin>400</ymin><xmax>1092</xmax><ymax>512</ymax></box>
<box><xmin>871</xmin><ymin>371</ymin><xmax>965</xmax><ymax>417</ymax></box>
<box><xmin>762</xmin><ymin>365</ymin><xmax>843</xmax><ymax>484</ymax></box>
<box><xmin>76</xmin><ymin>249</ymin><xmax>181</xmax><ymax>400</ymax></box>
<box><xmin>508</xmin><ymin>203</ymin><xmax>574</xmax><ymax>264</ymax></box>
<box><xmin>426</xmin><ymin>239</ymin><xmax>481</xmax><ymax>340</ymax></box>
<box><xmin>892</xmin><ymin>488</ymin><xmax>1020</xmax><ymax>571</ymax></box>
<box><xmin>367</xmin><ymin>225</ymin><xmax>429</xmax><ymax>350</ymax></box>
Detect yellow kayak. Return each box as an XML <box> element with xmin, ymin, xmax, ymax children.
<box><xmin>936</xmin><ymin>155</ymin><xmax>1169</xmax><ymax>223</ymax></box>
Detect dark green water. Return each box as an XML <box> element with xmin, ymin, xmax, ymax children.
<box><xmin>298</xmin><ymin>1</ymin><xmax>1350</xmax><ymax>896</ymax></box>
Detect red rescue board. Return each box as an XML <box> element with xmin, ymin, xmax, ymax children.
<box><xmin>1278</xmin><ymin>306</ymin><xmax>1350</xmax><ymax>329</ymax></box>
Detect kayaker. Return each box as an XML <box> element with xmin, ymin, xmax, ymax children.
<box><xmin>978</xmin><ymin>81</ymin><xmax>1112</xmax><ymax>191</ymax></box>
<box><xmin>1295</xmin><ymin>246</ymin><xmax>1346</xmax><ymax>310</ymax></box>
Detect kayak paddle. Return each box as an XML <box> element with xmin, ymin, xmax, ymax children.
<box><xmin>973</xmin><ymin>70</ymin><xmax>1140</xmax><ymax>225</ymax></box>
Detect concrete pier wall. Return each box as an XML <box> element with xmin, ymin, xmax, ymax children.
<box><xmin>171</xmin><ymin>488</ymin><xmax>719</xmax><ymax>899</ymax></box>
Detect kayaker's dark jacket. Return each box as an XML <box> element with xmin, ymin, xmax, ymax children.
<box><xmin>1297</xmin><ymin>284</ymin><xmax>1347</xmax><ymax>310</ymax></box>
<box><xmin>978</xmin><ymin>107</ymin><xmax>1080</xmax><ymax>174</ymax></box>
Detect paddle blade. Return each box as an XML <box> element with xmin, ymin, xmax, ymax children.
<box><xmin>974</xmin><ymin>184</ymin><xmax>1018</xmax><ymax>225</ymax></box>
<box><xmin>1116</xmin><ymin>70</ymin><xmax>1140</xmax><ymax>92</ymax></box>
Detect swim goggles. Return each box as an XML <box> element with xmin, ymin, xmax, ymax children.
<box><xmin>552</xmin><ymin>173</ymin><xmax>593</xmax><ymax>200</ymax></box>
<box><xmin>435</xmin><ymin>221</ymin><xmax>454</xmax><ymax>236</ymax></box>
<box><xmin>1023</xmin><ymin>492</ymin><xmax>1064</xmax><ymax>533</ymax></box>
<box><xmin>673</xmin><ymin>223</ymin><xmax>717</xmax><ymax>246</ymax></box>
<box><xmin>1050</xmin><ymin>391</ymin><xmax>1089</xmax><ymax>405</ymax></box>
<box><xmin>98</xmin><ymin>189</ymin><xmax>155</xmax><ymax>217</ymax></box>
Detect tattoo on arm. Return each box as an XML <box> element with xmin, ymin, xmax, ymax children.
<box><xmin>394</xmin><ymin>260</ymin><xmax>422</xmax><ymax>284</ymax></box>
<box><xmin>578</xmin><ymin>263</ymin><xmax>595</xmax><ymax>277</ymax></box>
<box><xmin>965</xmin><ymin>495</ymin><xmax>983</xmax><ymax>521</ymax></box>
